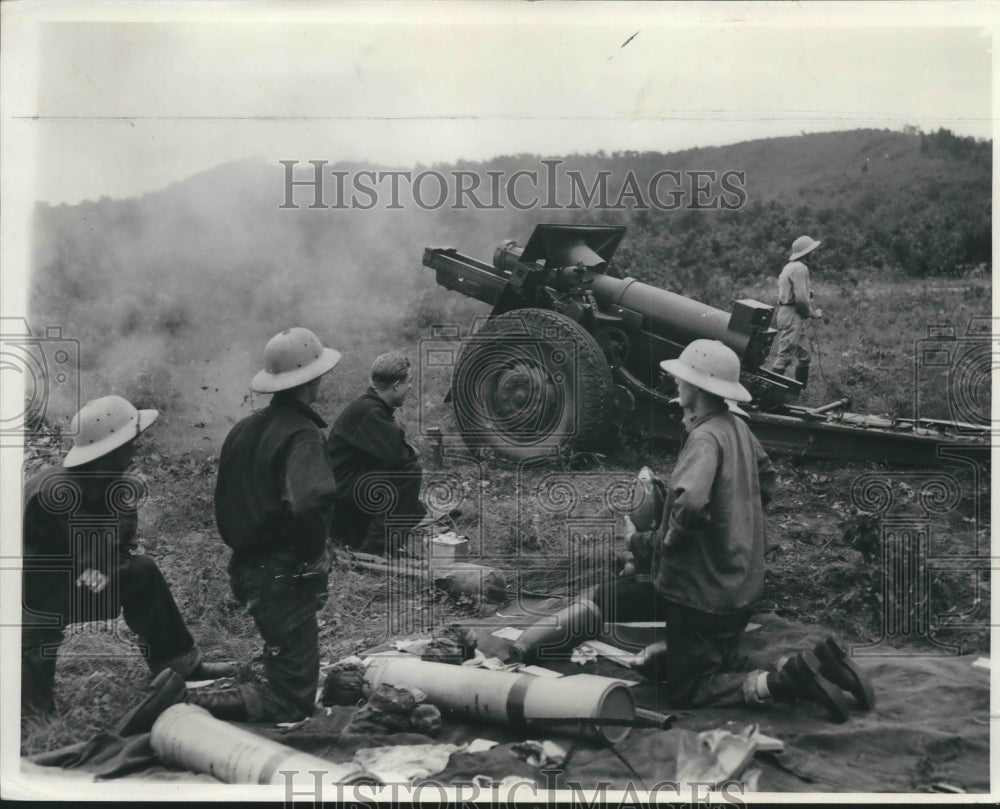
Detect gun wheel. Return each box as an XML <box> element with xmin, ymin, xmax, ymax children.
<box><xmin>451</xmin><ymin>308</ymin><xmax>614</xmax><ymax>462</ymax></box>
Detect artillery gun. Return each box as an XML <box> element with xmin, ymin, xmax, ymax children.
<box><xmin>421</xmin><ymin>224</ymin><xmax>989</xmax><ymax>465</ymax></box>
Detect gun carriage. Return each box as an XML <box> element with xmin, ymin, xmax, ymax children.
<box><xmin>422</xmin><ymin>224</ymin><xmax>988</xmax><ymax>465</ymax></box>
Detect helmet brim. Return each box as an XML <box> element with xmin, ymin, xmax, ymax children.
<box><xmin>669</xmin><ymin>395</ymin><xmax>750</xmax><ymax>420</ymax></box>
<box><xmin>251</xmin><ymin>347</ymin><xmax>342</xmax><ymax>394</ymax></box>
<box><xmin>660</xmin><ymin>359</ymin><xmax>752</xmax><ymax>403</ymax></box>
<box><xmin>789</xmin><ymin>239</ymin><xmax>821</xmax><ymax>261</ymax></box>
<box><xmin>727</xmin><ymin>401</ymin><xmax>751</xmax><ymax>420</ymax></box>
<box><xmin>63</xmin><ymin>409</ymin><xmax>159</xmax><ymax>468</ymax></box>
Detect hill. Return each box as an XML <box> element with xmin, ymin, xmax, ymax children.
<box><xmin>28</xmin><ymin>127</ymin><xmax>991</xmax><ymax>443</ymax></box>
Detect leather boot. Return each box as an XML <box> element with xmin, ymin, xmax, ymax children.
<box><xmin>766</xmin><ymin>650</ymin><xmax>850</xmax><ymax>723</ymax></box>
<box><xmin>114</xmin><ymin>669</ymin><xmax>186</xmax><ymax>737</ymax></box>
<box><xmin>813</xmin><ymin>636</ymin><xmax>875</xmax><ymax>710</ymax></box>
<box><xmin>794</xmin><ymin>362</ymin><xmax>810</xmax><ymax>389</ymax></box>
<box><xmin>185</xmin><ymin>687</ymin><xmax>249</xmax><ymax>722</ymax></box>
<box><xmin>185</xmin><ymin>660</ymin><xmax>239</xmax><ymax>681</ymax></box>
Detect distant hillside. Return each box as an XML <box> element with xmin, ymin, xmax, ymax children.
<box><xmin>605</xmin><ymin>128</ymin><xmax>990</xmax><ymax>292</ymax></box>
<box><xmin>29</xmin><ymin>127</ymin><xmax>990</xmax><ymax>438</ymax></box>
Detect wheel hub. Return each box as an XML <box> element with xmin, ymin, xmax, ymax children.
<box><xmin>487</xmin><ymin>361</ymin><xmax>557</xmax><ymax>435</ymax></box>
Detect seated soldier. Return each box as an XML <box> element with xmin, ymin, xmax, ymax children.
<box><xmin>328</xmin><ymin>351</ymin><xmax>426</xmax><ymax>556</ymax></box>
<box><xmin>21</xmin><ymin>396</ymin><xmax>233</xmax><ymax>724</ymax></box>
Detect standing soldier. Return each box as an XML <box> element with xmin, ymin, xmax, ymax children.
<box><xmin>772</xmin><ymin>235</ymin><xmax>824</xmax><ymax>389</ymax></box>
<box><xmin>207</xmin><ymin>327</ymin><xmax>341</xmax><ymax>722</ymax></box>
<box><xmin>623</xmin><ymin>340</ymin><xmax>873</xmax><ymax>721</ymax></box>
<box><xmin>21</xmin><ymin>396</ymin><xmax>234</xmax><ymax>723</ymax></box>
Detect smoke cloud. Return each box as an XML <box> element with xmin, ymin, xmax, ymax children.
<box><xmin>29</xmin><ymin>158</ymin><xmax>557</xmax><ymax>451</ymax></box>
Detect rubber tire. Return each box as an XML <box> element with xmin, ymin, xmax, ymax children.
<box><xmin>451</xmin><ymin>308</ymin><xmax>613</xmax><ymax>462</ymax></box>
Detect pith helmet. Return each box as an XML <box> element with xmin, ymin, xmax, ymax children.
<box><xmin>727</xmin><ymin>400</ymin><xmax>751</xmax><ymax>421</ymax></box>
<box><xmin>669</xmin><ymin>396</ymin><xmax>750</xmax><ymax>420</ymax></box>
<box><xmin>63</xmin><ymin>395</ymin><xmax>159</xmax><ymax>468</ymax></box>
<box><xmin>251</xmin><ymin>327</ymin><xmax>341</xmax><ymax>393</ymax></box>
<box><xmin>660</xmin><ymin>340</ymin><xmax>752</xmax><ymax>403</ymax></box>
<box><xmin>790</xmin><ymin>235</ymin><xmax>821</xmax><ymax>261</ymax></box>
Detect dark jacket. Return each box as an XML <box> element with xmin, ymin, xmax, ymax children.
<box><xmin>327</xmin><ymin>388</ymin><xmax>417</xmax><ymax>500</ymax></box>
<box><xmin>23</xmin><ymin>466</ymin><xmax>142</xmax><ymax>585</ymax></box>
<box><xmin>630</xmin><ymin>408</ymin><xmax>777</xmax><ymax>614</ymax></box>
<box><xmin>214</xmin><ymin>395</ymin><xmax>336</xmax><ymax>562</ymax></box>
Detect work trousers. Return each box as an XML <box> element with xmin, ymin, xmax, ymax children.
<box><xmin>21</xmin><ymin>554</ymin><xmax>198</xmax><ymax>716</ymax></box>
<box><xmin>592</xmin><ymin>575</ymin><xmax>666</xmax><ymax>623</ymax></box>
<box><xmin>654</xmin><ymin>600</ymin><xmax>758</xmax><ymax>708</ymax></box>
<box><xmin>332</xmin><ymin>463</ymin><xmax>427</xmax><ymax>556</ymax></box>
<box><xmin>772</xmin><ymin>306</ymin><xmax>810</xmax><ymax>374</ymax></box>
<box><xmin>229</xmin><ymin>553</ymin><xmax>327</xmax><ymax>723</ymax></box>
<box><xmin>592</xmin><ymin>578</ymin><xmax>763</xmax><ymax>708</ymax></box>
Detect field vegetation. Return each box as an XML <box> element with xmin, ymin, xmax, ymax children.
<box><xmin>21</xmin><ymin>128</ymin><xmax>991</xmax><ymax>754</ymax></box>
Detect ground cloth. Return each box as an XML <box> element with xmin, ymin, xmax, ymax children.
<box><xmin>23</xmin><ymin>605</ymin><xmax>990</xmax><ymax>794</ymax></box>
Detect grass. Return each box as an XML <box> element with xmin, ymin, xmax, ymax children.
<box><xmin>20</xmin><ymin>273</ymin><xmax>991</xmax><ymax>756</ymax></box>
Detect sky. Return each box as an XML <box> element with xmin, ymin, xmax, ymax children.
<box><xmin>1</xmin><ymin>2</ymin><xmax>994</xmax><ymax>206</ymax></box>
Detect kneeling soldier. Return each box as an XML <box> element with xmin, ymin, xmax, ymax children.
<box><xmin>203</xmin><ymin>327</ymin><xmax>342</xmax><ymax>723</ymax></box>
<box><xmin>624</xmin><ymin>340</ymin><xmax>873</xmax><ymax>721</ymax></box>
<box><xmin>21</xmin><ymin>396</ymin><xmax>234</xmax><ymax>724</ymax></box>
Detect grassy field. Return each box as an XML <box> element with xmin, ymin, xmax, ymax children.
<box><xmin>20</xmin><ymin>273</ymin><xmax>991</xmax><ymax>756</ymax></box>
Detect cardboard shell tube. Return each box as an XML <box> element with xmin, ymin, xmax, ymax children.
<box><xmin>363</xmin><ymin>655</ymin><xmax>635</xmax><ymax>744</ymax></box>
<box><xmin>510</xmin><ymin>598</ymin><xmax>603</xmax><ymax>665</ymax></box>
<box><xmin>150</xmin><ymin>704</ymin><xmax>381</xmax><ymax>787</ymax></box>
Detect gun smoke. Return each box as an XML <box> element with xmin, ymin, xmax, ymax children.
<box><xmin>29</xmin><ymin>159</ymin><xmax>543</xmax><ymax>451</ymax></box>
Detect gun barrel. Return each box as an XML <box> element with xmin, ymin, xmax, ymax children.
<box><xmin>591</xmin><ymin>274</ymin><xmax>751</xmax><ymax>360</ymax></box>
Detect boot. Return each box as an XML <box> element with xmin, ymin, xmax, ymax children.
<box><xmin>813</xmin><ymin>636</ymin><xmax>875</xmax><ymax>711</ymax></box>
<box><xmin>114</xmin><ymin>669</ymin><xmax>186</xmax><ymax>737</ymax></box>
<box><xmin>185</xmin><ymin>687</ymin><xmax>249</xmax><ymax>722</ymax></box>
<box><xmin>766</xmin><ymin>651</ymin><xmax>850</xmax><ymax>723</ymax></box>
<box><xmin>185</xmin><ymin>660</ymin><xmax>239</xmax><ymax>681</ymax></box>
<box><xmin>794</xmin><ymin>362</ymin><xmax>810</xmax><ymax>389</ymax></box>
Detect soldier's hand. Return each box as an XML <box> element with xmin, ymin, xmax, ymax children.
<box><xmin>76</xmin><ymin>568</ymin><xmax>108</xmax><ymax>593</ymax></box>
<box><xmin>622</xmin><ymin>515</ymin><xmax>637</xmax><ymax>544</ymax></box>
<box><xmin>813</xmin><ymin>307</ymin><xmax>824</xmax><ymax>320</ymax></box>
<box><xmin>619</xmin><ymin>550</ymin><xmax>636</xmax><ymax>578</ymax></box>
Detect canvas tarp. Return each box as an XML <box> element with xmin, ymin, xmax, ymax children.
<box><xmin>22</xmin><ymin>602</ymin><xmax>990</xmax><ymax>794</ymax></box>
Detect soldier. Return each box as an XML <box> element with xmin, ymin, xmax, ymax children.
<box><xmin>21</xmin><ymin>395</ymin><xmax>234</xmax><ymax>721</ymax></box>
<box><xmin>623</xmin><ymin>340</ymin><xmax>873</xmax><ymax>721</ymax></box>
<box><xmin>204</xmin><ymin>326</ymin><xmax>341</xmax><ymax>722</ymax></box>
<box><xmin>772</xmin><ymin>235</ymin><xmax>824</xmax><ymax>389</ymax></box>
<box><xmin>328</xmin><ymin>351</ymin><xmax>427</xmax><ymax>557</ymax></box>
